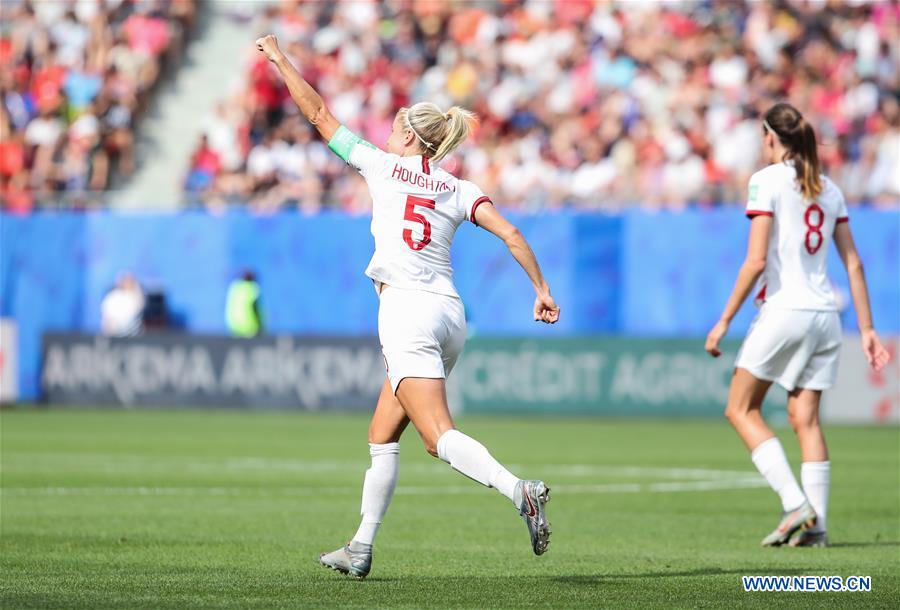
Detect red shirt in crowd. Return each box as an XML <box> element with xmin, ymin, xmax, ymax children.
<box><xmin>123</xmin><ymin>14</ymin><xmax>170</xmax><ymax>56</ymax></box>
<box><xmin>32</xmin><ymin>64</ymin><xmax>67</xmax><ymax>110</ymax></box>
<box><xmin>0</xmin><ymin>139</ymin><xmax>25</xmax><ymax>177</ymax></box>
<box><xmin>192</xmin><ymin>145</ymin><xmax>221</xmax><ymax>175</ymax></box>
<box><xmin>250</xmin><ymin>57</ymin><xmax>288</xmax><ymax>110</ymax></box>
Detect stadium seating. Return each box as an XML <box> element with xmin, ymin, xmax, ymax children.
<box><xmin>0</xmin><ymin>0</ymin><xmax>196</xmax><ymax>212</ymax></box>
<box><xmin>185</xmin><ymin>0</ymin><xmax>899</xmax><ymax>211</ymax></box>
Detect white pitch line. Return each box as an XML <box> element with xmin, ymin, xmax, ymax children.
<box><xmin>213</xmin><ymin>461</ymin><xmax>760</xmax><ymax>480</ymax></box>
<box><xmin>507</xmin><ymin>465</ymin><xmax>759</xmax><ymax>480</ymax></box>
<box><xmin>0</xmin><ymin>476</ymin><xmax>767</xmax><ymax>498</ymax></box>
<box><xmin>2</xmin><ymin>455</ymin><xmax>761</xmax><ymax>481</ymax></box>
<box><xmin>555</xmin><ymin>478</ymin><xmax>768</xmax><ymax>494</ymax></box>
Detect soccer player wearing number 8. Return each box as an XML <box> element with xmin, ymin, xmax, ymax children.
<box><xmin>705</xmin><ymin>103</ymin><xmax>891</xmax><ymax>548</ymax></box>
<box><xmin>255</xmin><ymin>35</ymin><xmax>560</xmax><ymax>579</ymax></box>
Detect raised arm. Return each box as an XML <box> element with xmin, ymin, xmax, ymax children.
<box><xmin>256</xmin><ymin>35</ymin><xmax>340</xmax><ymax>142</ymax></box>
<box><xmin>473</xmin><ymin>203</ymin><xmax>560</xmax><ymax>324</ymax></box>
<box><xmin>705</xmin><ymin>216</ymin><xmax>772</xmax><ymax>357</ymax></box>
<box><xmin>833</xmin><ymin>222</ymin><xmax>891</xmax><ymax>371</ymax></box>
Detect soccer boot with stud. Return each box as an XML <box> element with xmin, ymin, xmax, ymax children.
<box><xmin>788</xmin><ymin>529</ymin><xmax>828</xmax><ymax>548</ymax></box>
<box><xmin>760</xmin><ymin>500</ymin><xmax>817</xmax><ymax>547</ymax></box>
<box><xmin>514</xmin><ymin>479</ymin><xmax>552</xmax><ymax>555</ymax></box>
<box><xmin>319</xmin><ymin>541</ymin><xmax>372</xmax><ymax>579</ymax></box>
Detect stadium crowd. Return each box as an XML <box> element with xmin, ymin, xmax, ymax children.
<box><xmin>0</xmin><ymin>1</ymin><xmax>896</xmax><ymax>212</ymax></box>
<box><xmin>0</xmin><ymin>0</ymin><xmax>195</xmax><ymax>212</ymax></box>
<box><xmin>185</xmin><ymin>0</ymin><xmax>899</xmax><ymax>213</ymax></box>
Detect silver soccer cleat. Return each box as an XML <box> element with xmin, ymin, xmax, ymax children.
<box><xmin>789</xmin><ymin>529</ymin><xmax>828</xmax><ymax>548</ymax></box>
<box><xmin>760</xmin><ymin>501</ymin><xmax>817</xmax><ymax>547</ymax></box>
<box><xmin>319</xmin><ymin>541</ymin><xmax>372</xmax><ymax>579</ymax></box>
<box><xmin>515</xmin><ymin>479</ymin><xmax>551</xmax><ymax>555</ymax></box>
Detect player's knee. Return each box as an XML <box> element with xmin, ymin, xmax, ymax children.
<box><xmin>787</xmin><ymin>410</ymin><xmax>800</xmax><ymax>433</ymax></box>
<box><xmin>725</xmin><ymin>394</ymin><xmax>764</xmax><ymax>420</ymax></box>
<box><xmin>724</xmin><ymin>403</ymin><xmax>743</xmax><ymax>424</ymax></box>
<box><xmin>789</xmin><ymin>410</ymin><xmax>819</xmax><ymax>433</ymax></box>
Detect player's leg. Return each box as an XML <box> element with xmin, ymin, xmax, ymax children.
<box><xmin>395</xmin><ymin>377</ymin><xmax>551</xmax><ymax>555</ymax></box>
<box><xmin>320</xmin><ymin>379</ymin><xmax>408</xmax><ymax>579</ymax></box>
<box><xmin>356</xmin><ymin>378</ymin><xmax>409</xmax><ymax>544</ymax></box>
<box><xmin>395</xmin><ymin>377</ymin><xmax>517</xmax><ymax>493</ymax></box>
<box><xmin>724</xmin><ymin>367</ymin><xmax>777</xmax><ymax>450</ymax></box>
<box><xmin>787</xmin><ymin>387</ymin><xmax>827</xmax><ymax>462</ymax></box>
<box><xmin>725</xmin><ymin>368</ymin><xmax>814</xmax><ymax>546</ymax></box>
<box><xmin>787</xmin><ymin>387</ymin><xmax>829</xmax><ymax>546</ymax></box>
<box><xmin>381</xmin><ymin>290</ymin><xmax>519</xmax><ymax>497</ymax></box>
<box><xmin>788</xmin><ymin>312</ymin><xmax>840</xmax><ymax>547</ymax></box>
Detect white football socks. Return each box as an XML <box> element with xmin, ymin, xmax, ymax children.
<box><xmin>352</xmin><ymin>442</ymin><xmax>400</xmax><ymax>546</ymax></box>
<box><xmin>750</xmin><ymin>437</ymin><xmax>806</xmax><ymax>512</ymax></box>
<box><xmin>436</xmin><ymin>429</ymin><xmax>519</xmax><ymax>504</ymax></box>
<box><xmin>801</xmin><ymin>461</ymin><xmax>830</xmax><ymax>532</ymax></box>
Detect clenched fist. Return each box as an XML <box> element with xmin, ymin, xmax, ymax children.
<box><xmin>534</xmin><ymin>292</ymin><xmax>560</xmax><ymax>324</ymax></box>
<box><xmin>256</xmin><ymin>34</ymin><xmax>282</xmax><ymax>62</ymax></box>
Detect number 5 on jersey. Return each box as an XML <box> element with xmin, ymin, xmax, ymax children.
<box><xmin>403</xmin><ymin>195</ymin><xmax>436</xmax><ymax>251</ymax></box>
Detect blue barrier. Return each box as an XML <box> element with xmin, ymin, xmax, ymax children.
<box><xmin>1</xmin><ymin>208</ymin><xmax>897</xmax><ymax>400</ymax></box>
<box><xmin>620</xmin><ymin>209</ymin><xmax>757</xmax><ymax>335</ymax></box>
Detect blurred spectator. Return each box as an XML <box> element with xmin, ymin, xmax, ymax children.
<box><xmin>184</xmin><ymin>134</ymin><xmax>221</xmax><ymax>194</ymax></box>
<box><xmin>142</xmin><ymin>288</ymin><xmax>171</xmax><ymax>332</ymax></box>
<box><xmin>0</xmin><ymin>0</ymin><xmax>196</xmax><ymax>211</ymax></box>
<box><xmin>189</xmin><ymin>0</ymin><xmax>898</xmax><ymax>212</ymax></box>
<box><xmin>226</xmin><ymin>270</ymin><xmax>263</xmax><ymax>338</ymax></box>
<box><xmin>101</xmin><ymin>272</ymin><xmax>144</xmax><ymax>336</ymax></box>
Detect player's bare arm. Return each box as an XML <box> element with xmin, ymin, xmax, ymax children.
<box><xmin>705</xmin><ymin>215</ymin><xmax>772</xmax><ymax>357</ymax></box>
<box><xmin>256</xmin><ymin>34</ymin><xmax>340</xmax><ymax>142</ymax></box>
<box><xmin>833</xmin><ymin>222</ymin><xmax>890</xmax><ymax>371</ymax></box>
<box><xmin>473</xmin><ymin>202</ymin><xmax>560</xmax><ymax>324</ymax></box>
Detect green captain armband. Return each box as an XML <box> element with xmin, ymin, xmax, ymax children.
<box><xmin>328</xmin><ymin>125</ymin><xmax>375</xmax><ymax>162</ymax></box>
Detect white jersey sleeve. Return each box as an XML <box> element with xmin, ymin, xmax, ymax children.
<box><xmin>833</xmin><ymin>182</ymin><xmax>850</xmax><ymax>225</ymax></box>
<box><xmin>458</xmin><ymin>180</ymin><xmax>493</xmax><ymax>226</ymax></box>
<box><xmin>746</xmin><ymin>170</ymin><xmax>776</xmax><ymax>218</ymax></box>
<box><xmin>349</xmin><ymin>142</ymin><xmax>391</xmax><ymax>178</ymax></box>
<box><xmin>328</xmin><ymin>124</ymin><xmax>391</xmax><ymax>178</ymax></box>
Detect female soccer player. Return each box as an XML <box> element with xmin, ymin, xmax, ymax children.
<box><xmin>705</xmin><ymin>103</ymin><xmax>891</xmax><ymax>548</ymax></box>
<box><xmin>256</xmin><ymin>35</ymin><xmax>559</xmax><ymax>578</ymax></box>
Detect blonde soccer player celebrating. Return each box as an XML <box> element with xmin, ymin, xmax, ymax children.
<box><xmin>256</xmin><ymin>35</ymin><xmax>559</xmax><ymax>578</ymax></box>
<box><xmin>705</xmin><ymin>103</ymin><xmax>891</xmax><ymax>548</ymax></box>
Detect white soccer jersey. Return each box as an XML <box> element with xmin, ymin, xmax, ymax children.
<box><xmin>345</xmin><ymin>141</ymin><xmax>490</xmax><ymax>297</ymax></box>
<box><xmin>745</xmin><ymin>162</ymin><xmax>849</xmax><ymax>311</ymax></box>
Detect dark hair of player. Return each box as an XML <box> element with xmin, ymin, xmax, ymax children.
<box><xmin>762</xmin><ymin>103</ymin><xmax>822</xmax><ymax>202</ymax></box>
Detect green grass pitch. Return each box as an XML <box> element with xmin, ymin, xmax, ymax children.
<box><xmin>1</xmin><ymin>409</ymin><xmax>897</xmax><ymax>608</ymax></box>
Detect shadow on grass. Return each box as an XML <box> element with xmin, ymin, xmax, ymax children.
<box><xmin>828</xmin><ymin>541</ymin><xmax>900</xmax><ymax>548</ymax></box>
<box><xmin>5</xmin><ymin>567</ymin><xmax>894</xmax><ymax>609</ymax></box>
<box><xmin>552</xmin><ymin>567</ymin><xmax>809</xmax><ymax>584</ymax></box>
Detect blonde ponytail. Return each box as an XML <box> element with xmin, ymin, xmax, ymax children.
<box><xmin>401</xmin><ymin>102</ymin><xmax>477</xmax><ymax>163</ymax></box>
<box><xmin>432</xmin><ymin>106</ymin><xmax>475</xmax><ymax>162</ymax></box>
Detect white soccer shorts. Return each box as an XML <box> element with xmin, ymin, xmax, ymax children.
<box><xmin>735</xmin><ymin>308</ymin><xmax>842</xmax><ymax>391</ymax></box>
<box><xmin>378</xmin><ymin>286</ymin><xmax>467</xmax><ymax>393</ymax></box>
